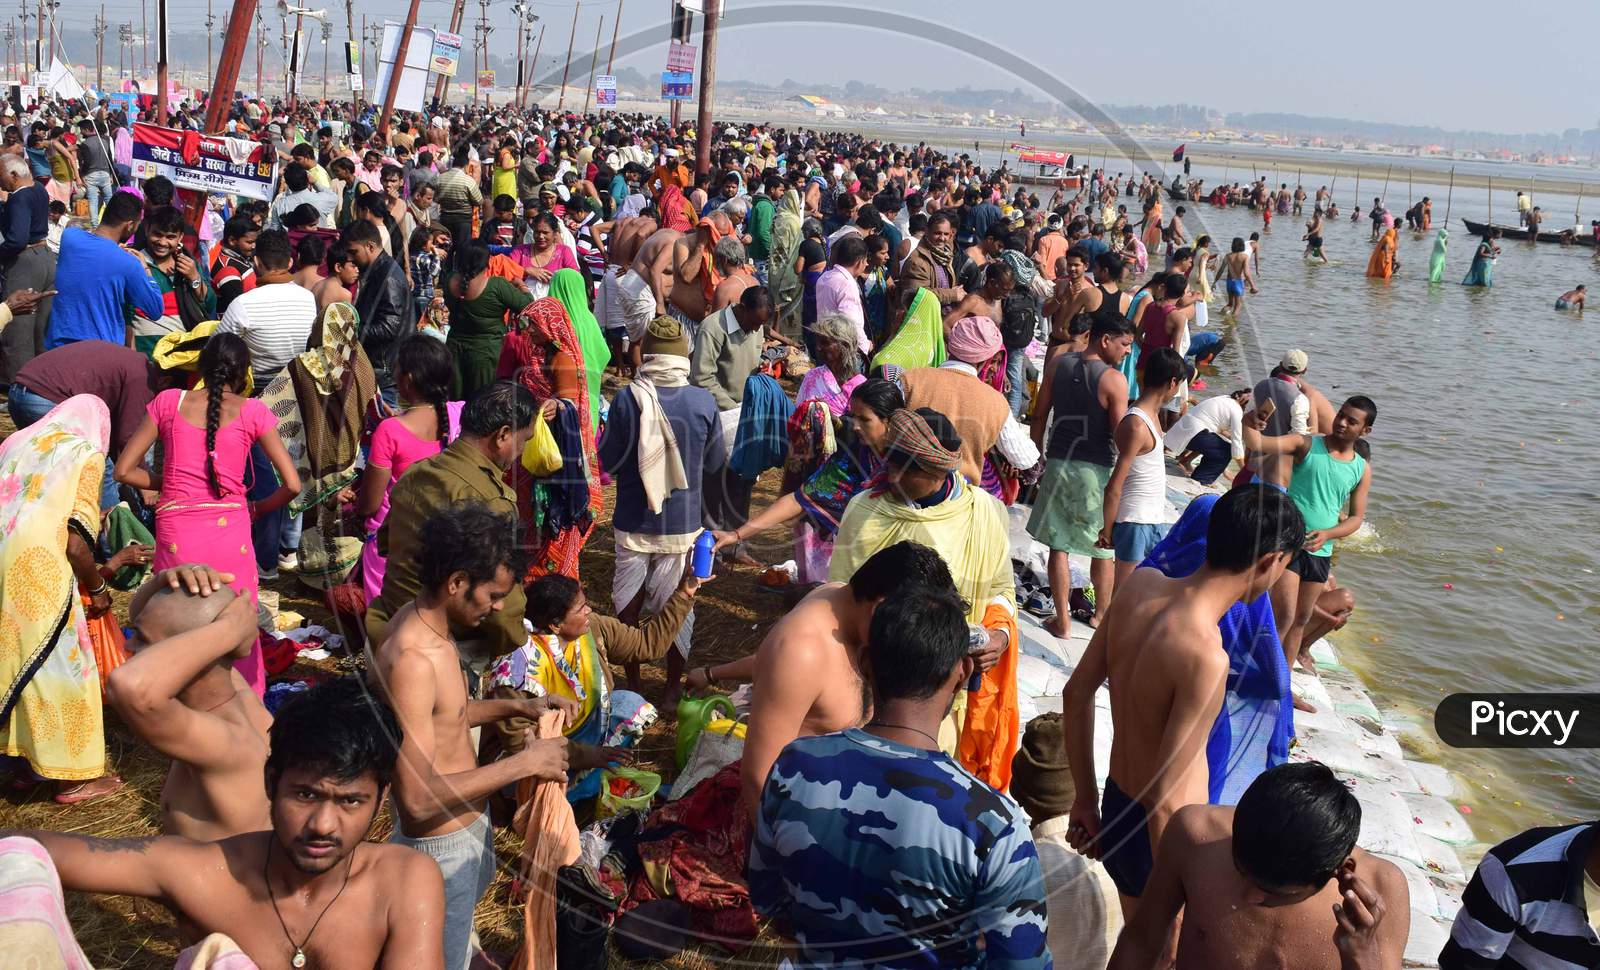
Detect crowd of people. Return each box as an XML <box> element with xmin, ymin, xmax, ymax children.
<box><xmin>0</xmin><ymin>89</ymin><xmax>1579</xmax><ymax>970</ymax></box>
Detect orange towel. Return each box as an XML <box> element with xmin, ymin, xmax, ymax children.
<box><xmin>958</xmin><ymin>602</ymin><xmax>1020</xmax><ymax>792</ymax></box>
<box><xmin>510</xmin><ymin>709</ymin><xmax>580</xmax><ymax>970</ymax></box>
<box><xmin>81</xmin><ymin>591</ymin><xmax>128</xmax><ymax>689</ymax></box>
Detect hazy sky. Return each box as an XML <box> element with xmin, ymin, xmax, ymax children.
<box><xmin>65</xmin><ymin>0</ymin><xmax>1599</xmax><ymax>133</ymax></box>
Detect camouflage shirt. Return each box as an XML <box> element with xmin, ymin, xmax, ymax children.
<box><xmin>749</xmin><ymin>729</ymin><xmax>1052</xmax><ymax>969</ymax></box>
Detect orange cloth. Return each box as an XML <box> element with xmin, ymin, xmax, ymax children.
<box><xmin>698</xmin><ymin>219</ymin><xmax>733</xmax><ymax>307</ymax></box>
<box><xmin>510</xmin><ymin>708</ymin><xmax>580</xmax><ymax>970</ymax></box>
<box><xmin>1365</xmin><ymin>227</ymin><xmax>1396</xmax><ymax>279</ymax></box>
<box><xmin>958</xmin><ymin>601</ymin><xmax>1020</xmax><ymax>792</ymax></box>
<box><xmin>81</xmin><ymin>591</ymin><xmax>128</xmax><ymax>689</ymax></box>
<box><xmin>488</xmin><ymin>253</ymin><xmax>525</xmax><ymax>285</ymax></box>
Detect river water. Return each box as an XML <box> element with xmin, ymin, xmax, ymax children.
<box><xmin>1114</xmin><ymin>158</ymin><xmax>1600</xmax><ymax>846</ymax></box>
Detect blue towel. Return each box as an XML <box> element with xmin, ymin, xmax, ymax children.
<box><xmin>1141</xmin><ymin>494</ymin><xmax>1292</xmax><ymax>806</ymax></box>
<box><xmin>729</xmin><ymin>373</ymin><xmax>795</xmax><ymax>481</ymax></box>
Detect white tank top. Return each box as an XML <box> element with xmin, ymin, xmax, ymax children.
<box><xmin>1118</xmin><ymin>407</ymin><xmax>1168</xmax><ymax>525</ymax></box>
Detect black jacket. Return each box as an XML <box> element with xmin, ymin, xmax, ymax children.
<box><xmin>354</xmin><ymin>252</ymin><xmax>413</xmax><ymax>390</ymax></box>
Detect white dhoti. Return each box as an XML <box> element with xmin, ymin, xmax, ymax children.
<box><xmin>598</xmin><ymin>265</ymin><xmax>624</xmax><ymax>334</ymax></box>
<box><xmin>614</xmin><ymin>268</ymin><xmax>657</xmax><ymax>341</ymax></box>
<box><xmin>612</xmin><ymin>538</ymin><xmax>696</xmax><ymax>659</ymax></box>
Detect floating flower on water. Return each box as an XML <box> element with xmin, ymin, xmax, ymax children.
<box><xmin>1442</xmin><ymin>583</ymin><xmax>1453</xmax><ymax>590</ymax></box>
<box><xmin>1494</xmin><ymin>546</ymin><xmax>1504</xmax><ymax>553</ymax></box>
<box><xmin>1459</xmin><ymin>805</ymin><xmax>1473</xmax><ymax>814</ymax></box>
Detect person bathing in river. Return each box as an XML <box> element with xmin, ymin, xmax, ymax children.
<box><xmin>1556</xmin><ymin>285</ymin><xmax>1586</xmax><ymax>311</ymax></box>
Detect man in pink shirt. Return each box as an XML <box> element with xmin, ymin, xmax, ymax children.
<box><xmin>354</xmin><ymin>149</ymin><xmax>387</xmax><ymax>194</ymax></box>
<box><xmin>814</xmin><ymin>233</ymin><xmax>870</xmax><ymax>353</ymax></box>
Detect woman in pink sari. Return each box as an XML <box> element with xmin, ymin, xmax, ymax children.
<box><xmin>509</xmin><ymin>212</ymin><xmax>577</xmax><ymax>300</ymax></box>
<box><xmin>114</xmin><ymin>334</ymin><xmax>301</xmax><ymax>697</ymax></box>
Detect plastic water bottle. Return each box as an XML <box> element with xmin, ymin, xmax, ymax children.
<box><xmin>692</xmin><ymin>530</ymin><xmax>716</xmax><ymax>579</ymax></box>
<box><xmin>967</xmin><ymin>624</ymin><xmax>988</xmax><ymax>693</ymax></box>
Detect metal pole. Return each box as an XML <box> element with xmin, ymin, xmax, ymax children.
<box><xmin>557</xmin><ymin>0</ymin><xmax>578</xmax><ymax>110</ymax></box>
<box><xmin>155</xmin><ymin>0</ymin><xmax>167</xmax><ymax>123</ymax></box>
<box><xmin>583</xmin><ymin>14</ymin><xmax>601</xmax><ymax>115</ymax></box>
<box><xmin>525</xmin><ymin>23</ymin><xmax>543</xmax><ymax>108</ymax></box>
<box><xmin>378</xmin><ymin>0</ymin><xmax>422</xmax><ymax>138</ymax></box>
<box><xmin>513</xmin><ymin>11</ymin><xmax>523</xmax><ymax>108</ymax></box>
<box><xmin>605</xmin><ymin>0</ymin><xmax>621</xmax><ymax>75</ymax></box>
<box><xmin>96</xmin><ymin>6</ymin><xmax>105</xmax><ymax>90</ymax></box>
<box><xmin>140</xmin><ymin>0</ymin><xmax>146</xmax><ymax>74</ymax></box>
<box><xmin>286</xmin><ymin>11</ymin><xmax>301</xmax><ymax>107</ymax></box>
<box><xmin>345</xmin><ymin>0</ymin><xmax>359</xmax><ymax>118</ymax></box>
<box><xmin>205</xmin><ymin>0</ymin><xmax>212</xmax><ymax>89</ymax></box>
<box><xmin>254</xmin><ymin>7</ymin><xmax>262</xmax><ymax>99</ymax></box>
<box><xmin>320</xmin><ymin>22</ymin><xmax>328</xmax><ymax>103</ymax></box>
<box><xmin>34</xmin><ymin>0</ymin><xmax>41</xmax><ymax>70</ymax></box>
<box><xmin>694</xmin><ymin>0</ymin><xmax>718</xmax><ymax>174</ymax></box>
<box><xmin>18</xmin><ymin>1</ymin><xmax>24</xmax><ymax>78</ymax></box>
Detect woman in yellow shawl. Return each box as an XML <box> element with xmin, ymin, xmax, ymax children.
<box><xmin>870</xmin><ymin>287</ymin><xmax>947</xmax><ymax>372</ymax></box>
<box><xmin>827</xmin><ymin>408</ymin><xmax>1019</xmax><ymax>791</ymax></box>
<box><xmin>1366</xmin><ymin>224</ymin><xmax>1397</xmax><ymax>279</ymax></box>
<box><xmin>766</xmin><ymin>189</ymin><xmax>805</xmax><ymax>329</ymax></box>
<box><xmin>0</xmin><ymin>395</ymin><xmax>123</xmax><ymax>803</ymax></box>
<box><xmin>548</xmin><ymin>267</ymin><xmax>612</xmax><ymax>429</ymax></box>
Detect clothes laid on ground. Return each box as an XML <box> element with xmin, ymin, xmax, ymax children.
<box><xmin>0</xmin><ymin>396</ymin><xmax>110</xmax><ymax>782</ymax></box>
<box><xmin>749</xmin><ymin>729</ymin><xmax>1050</xmax><ymax>969</ymax></box>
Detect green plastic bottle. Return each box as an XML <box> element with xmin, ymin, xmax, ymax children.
<box><xmin>675</xmin><ymin>693</ymin><xmax>736</xmax><ymax>769</ymax></box>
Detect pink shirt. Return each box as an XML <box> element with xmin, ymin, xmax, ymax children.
<box><xmin>148</xmin><ymin>388</ymin><xmax>277</xmax><ymax>503</ymax></box>
<box><xmin>510</xmin><ymin>244</ymin><xmax>578</xmax><ymax>274</ymax></box>
<box><xmin>814</xmin><ymin>264</ymin><xmax>869</xmax><ymax>353</ymax></box>
<box><xmin>363</xmin><ymin>401</ymin><xmax>464</xmax><ymax>532</ymax></box>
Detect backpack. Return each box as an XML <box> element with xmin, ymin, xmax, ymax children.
<box><xmin>999</xmin><ymin>292</ymin><xmax>1040</xmax><ymax>350</ymax></box>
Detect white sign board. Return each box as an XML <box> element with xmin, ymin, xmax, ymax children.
<box><xmin>371</xmin><ymin>23</ymin><xmax>436</xmax><ymax>112</ymax></box>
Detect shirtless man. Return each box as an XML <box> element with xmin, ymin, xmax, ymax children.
<box><xmin>685</xmin><ymin>541</ymin><xmax>961</xmax><ymax>817</ymax></box>
<box><xmin>943</xmin><ymin>259</ymin><xmax>1014</xmax><ymax>330</ymax></box>
<box><xmin>670</xmin><ymin>210</ymin><xmax>736</xmax><ymax>326</ymax></box>
<box><xmin>6</xmin><ymin>677</ymin><xmax>447</xmax><ymax>970</ymax></box>
<box><xmin>615</xmin><ymin>225</ymin><xmax>680</xmax><ymax>369</ymax></box>
<box><xmin>312</xmin><ymin>240</ymin><xmax>361</xmax><ymax>314</ymax></box>
<box><xmin>1109</xmin><ymin>762</ymin><xmax>1408</xmax><ymax>970</ymax></box>
<box><xmin>709</xmin><ymin>235</ymin><xmax>757</xmax><ymax>312</ymax></box>
<box><xmin>107</xmin><ymin>565</ymin><xmax>272</xmax><ymax>842</ymax></box>
<box><xmin>1054</xmin><ymin>251</ymin><xmax>1132</xmax><ymax>364</ymax></box>
<box><xmin>367</xmin><ymin>502</ymin><xmax>573</xmax><ymax>970</ymax></box>
<box><xmin>1062</xmin><ymin>485</ymin><xmax>1305</xmax><ymax>919</ymax></box>
<box><xmin>1215</xmin><ymin>237</ymin><xmax>1258</xmax><ymax>315</ymax></box>
<box><xmin>1044</xmin><ymin>248</ymin><xmax>1091</xmax><ymax>346</ymax></box>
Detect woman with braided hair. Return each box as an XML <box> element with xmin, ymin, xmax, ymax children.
<box><xmin>352</xmin><ymin>334</ymin><xmax>464</xmax><ymax>603</ymax></box>
<box><xmin>115</xmin><ymin>333</ymin><xmax>300</xmax><ymax>697</ymax></box>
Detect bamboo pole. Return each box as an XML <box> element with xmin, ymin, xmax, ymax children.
<box><xmin>1381</xmin><ymin>164</ymin><xmax>1392</xmax><ymax>203</ymax></box>
<box><xmin>1443</xmin><ymin>166</ymin><xmax>1454</xmax><ymax>226</ymax></box>
<box><xmin>1487</xmin><ymin>175</ymin><xmax>1492</xmax><ymax>226</ymax></box>
<box><xmin>1353</xmin><ymin>171</ymin><xmax>1359</xmax><ymax>210</ymax></box>
<box><xmin>1575</xmin><ymin>184</ymin><xmax>1584</xmax><ymax>226</ymax></box>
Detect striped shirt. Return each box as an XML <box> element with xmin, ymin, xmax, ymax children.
<box><xmin>217</xmin><ymin>283</ymin><xmax>317</xmax><ymax>389</ymax></box>
<box><xmin>1441</xmin><ymin>821</ymin><xmax>1600</xmax><ymax>969</ymax></box>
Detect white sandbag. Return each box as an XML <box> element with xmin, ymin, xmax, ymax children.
<box><xmin>1347</xmin><ymin>776</ymin><xmax>1427</xmax><ymax>869</ymax></box>
<box><xmin>1015</xmin><ymin>653</ymin><xmax>1060</xmax><ymax>699</ymax></box>
<box><xmin>1322</xmin><ymin>678</ymin><xmax>1383</xmax><ymax>724</ymax></box>
<box><xmin>1427</xmin><ymin>872</ymin><xmax>1466</xmax><ymax>921</ymax></box>
<box><xmin>1402</xmin><ymin>792</ymin><xmax>1475</xmax><ymax>846</ymax></box>
<box><xmin>1373</xmin><ymin>852</ymin><xmax>1439</xmax><ymax>922</ymax></box>
<box><xmin>1406</xmin><ymin>760</ymin><xmax>1460</xmax><ymax>799</ymax></box>
<box><xmin>1419</xmin><ymin>834</ymin><xmax>1467</xmax><ymax>881</ymax></box>
<box><xmin>1293</xmin><ymin>724</ymin><xmax>1391</xmax><ymax>782</ymax></box>
<box><xmin>1401</xmin><ymin>915</ymin><xmax>1451</xmax><ymax>969</ymax></box>
<box><xmin>1307</xmin><ymin>636</ymin><xmax>1350</xmax><ymax>672</ymax></box>
<box><xmin>1352</xmin><ymin>723</ymin><xmax>1407</xmax><ymax>763</ymax></box>
<box><xmin>1291</xmin><ymin>671</ymin><xmax>1337</xmax><ymax>715</ymax></box>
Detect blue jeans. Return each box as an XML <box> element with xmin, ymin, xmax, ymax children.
<box><xmin>9</xmin><ymin>383</ymin><xmax>119</xmax><ymax>509</ymax></box>
<box><xmin>1004</xmin><ymin>348</ymin><xmax>1029</xmax><ymax>416</ymax></box>
<box><xmin>247</xmin><ymin>441</ymin><xmax>285</xmax><ymax>575</ymax></box>
<box><xmin>83</xmin><ymin>170</ymin><xmax>115</xmax><ymax>227</ymax></box>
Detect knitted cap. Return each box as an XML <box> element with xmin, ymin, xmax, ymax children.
<box><xmin>1009</xmin><ymin>713</ymin><xmax>1076</xmax><ymax>824</ymax></box>
<box><xmin>642</xmin><ymin>315</ymin><xmax>689</xmax><ymax>358</ymax></box>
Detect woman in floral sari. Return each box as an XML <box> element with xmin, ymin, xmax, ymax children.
<box><xmin>0</xmin><ymin>396</ymin><xmax>122</xmax><ymax>803</ymax></box>
<box><xmin>498</xmin><ymin>298</ymin><xmax>600</xmax><ymax>581</ymax></box>
<box><xmin>712</xmin><ymin>379</ymin><xmax>903</xmax><ymax>583</ymax></box>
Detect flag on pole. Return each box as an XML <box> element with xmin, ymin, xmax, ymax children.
<box><xmin>1172</xmin><ymin>144</ymin><xmax>1185</xmax><ymax>163</ymax></box>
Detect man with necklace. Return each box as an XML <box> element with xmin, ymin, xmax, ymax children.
<box><xmin>2</xmin><ymin>677</ymin><xmax>448</xmax><ymax>969</ymax></box>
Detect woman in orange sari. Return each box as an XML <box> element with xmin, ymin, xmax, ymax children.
<box><xmin>497</xmin><ymin>298</ymin><xmax>601</xmax><ymax>581</ymax></box>
<box><xmin>1141</xmin><ymin>197</ymin><xmax>1164</xmax><ymax>254</ymax></box>
<box><xmin>1365</xmin><ymin>224</ymin><xmax>1397</xmax><ymax>279</ymax></box>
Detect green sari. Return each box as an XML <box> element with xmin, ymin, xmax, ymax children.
<box><xmin>870</xmin><ymin>287</ymin><xmax>947</xmax><ymax>371</ymax></box>
<box><xmin>549</xmin><ymin>268</ymin><xmax>612</xmax><ymax>427</ymax></box>
<box><xmin>767</xmin><ymin>190</ymin><xmax>805</xmax><ymax>320</ymax></box>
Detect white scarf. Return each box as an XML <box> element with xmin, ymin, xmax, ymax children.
<box><xmin>629</xmin><ymin>355</ymin><xmax>691</xmax><ymax>513</ymax></box>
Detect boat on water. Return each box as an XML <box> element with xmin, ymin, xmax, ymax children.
<box><xmin>1461</xmin><ymin>217</ymin><xmax>1595</xmax><ymax>247</ymax></box>
<box><xmin>1006</xmin><ymin>143</ymin><xmax>1083</xmax><ymax>190</ymax></box>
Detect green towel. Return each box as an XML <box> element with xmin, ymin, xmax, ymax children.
<box><xmin>103</xmin><ymin>503</ymin><xmax>154</xmax><ymax>591</ymax></box>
